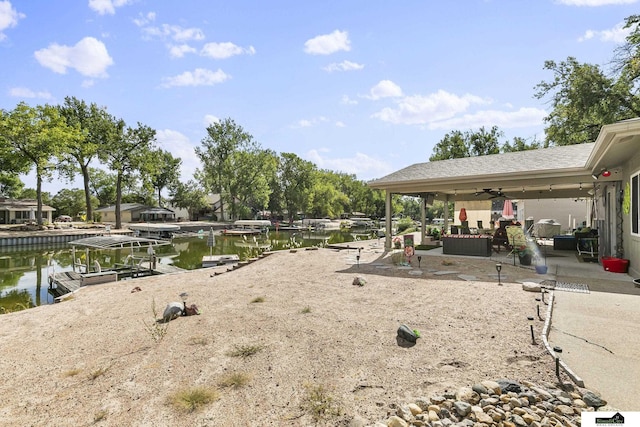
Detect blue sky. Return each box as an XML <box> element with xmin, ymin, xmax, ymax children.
<box><xmin>1</xmin><ymin>0</ymin><xmax>638</xmax><ymax>194</ymax></box>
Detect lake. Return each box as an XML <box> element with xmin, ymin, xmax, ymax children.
<box><xmin>0</xmin><ymin>229</ymin><xmax>375</xmax><ymax>312</ymax></box>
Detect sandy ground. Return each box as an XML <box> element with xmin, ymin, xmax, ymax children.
<box><xmin>0</xmin><ymin>244</ymin><xmax>559</xmax><ymax>426</ymax></box>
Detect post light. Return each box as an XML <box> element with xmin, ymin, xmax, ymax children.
<box><xmin>417</xmin><ymin>255</ymin><xmax>422</xmax><ymax>268</ymax></box>
<box><xmin>356</xmin><ymin>248</ymin><xmax>361</xmax><ymax>267</ymax></box>
<box><xmin>541</xmin><ymin>289</ymin><xmax>547</xmax><ymax>305</ymax></box>
<box><xmin>528</xmin><ymin>316</ymin><xmax>536</xmax><ymax>344</ymax></box>
<box><xmin>553</xmin><ymin>346</ymin><xmax>563</xmax><ymax>378</ymax></box>
<box><xmin>495</xmin><ymin>262</ymin><xmax>502</xmax><ymax>286</ymax></box>
<box><xmin>180</xmin><ymin>292</ymin><xmax>189</xmax><ymax>313</ymax></box>
<box><xmin>535</xmin><ymin>298</ymin><xmax>542</xmax><ymax>320</ymax></box>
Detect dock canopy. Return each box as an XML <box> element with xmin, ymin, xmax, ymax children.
<box><xmin>68</xmin><ymin>235</ymin><xmax>171</xmax><ymax>250</ymax></box>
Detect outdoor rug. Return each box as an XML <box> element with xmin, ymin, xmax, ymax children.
<box><xmin>542</xmin><ymin>279</ymin><xmax>590</xmax><ymax>294</ymax></box>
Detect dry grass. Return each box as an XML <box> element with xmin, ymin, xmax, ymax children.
<box><xmin>300</xmin><ymin>383</ymin><xmax>342</xmax><ymax>422</ymax></box>
<box><xmin>226</xmin><ymin>344</ymin><xmax>264</xmax><ymax>359</ymax></box>
<box><xmin>218</xmin><ymin>372</ymin><xmax>251</xmax><ymax>389</ymax></box>
<box><xmin>168</xmin><ymin>387</ymin><xmax>219</xmax><ymax>413</ymax></box>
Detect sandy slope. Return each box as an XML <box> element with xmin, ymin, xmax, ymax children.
<box><xmin>0</xmin><ymin>245</ymin><xmax>555</xmax><ymax>426</ymax></box>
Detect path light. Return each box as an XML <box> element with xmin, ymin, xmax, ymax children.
<box><xmin>180</xmin><ymin>292</ymin><xmax>188</xmax><ymax>313</ymax></box>
<box><xmin>417</xmin><ymin>255</ymin><xmax>422</xmax><ymax>268</ymax></box>
<box><xmin>541</xmin><ymin>289</ymin><xmax>548</xmax><ymax>305</ymax></box>
<box><xmin>528</xmin><ymin>316</ymin><xmax>536</xmax><ymax>344</ymax></box>
<box><xmin>496</xmin><ymin>262</ymin><xmax>502</xmax><ymax>286</ymax></box>
<box><xmin>535</xmin><ymin>298</ymin><xmax>542</xmax><ymax>320</ymax></box>
<box><xmin>356</xmin><ymin>248</ymin><xmax>361</xmax><ymax>267</ymax></box>
<box><xmin>553</xmin><ymin>346</ymin><xmax>563</xmax><ymax>378</ymax></box>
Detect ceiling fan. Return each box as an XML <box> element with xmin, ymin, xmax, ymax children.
<box><xmin>478</xmin><ymin>188</ymin><xmax>508</xmax><ymax>199</ymax></box>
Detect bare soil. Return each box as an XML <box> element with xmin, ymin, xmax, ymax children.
<box><xmin>0</xmin><ymin>244</ymin><xmax>556</xmax><ymax>426</ymax></box>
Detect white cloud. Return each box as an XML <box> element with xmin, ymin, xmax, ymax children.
<box><xmin>0</xmin><ymin>1</ymin><xmax>25</xmax><ymax>40</ymax></box>
<box><xmin>366</xmin><ymin>80</ymin><xmax>403</xmax><ymax>100</ymax></box>
<box><xmin>8</xmin><ymin>87</ymin><xmax>52</xmax><ymax>100</ymax></box>
<box><xmin>88</xmin><ymin>0</ymin><xmax>133</xmax><ymax>15</ymax></box>
<box><xmin>203</xmin><ymin>114</ymin><xmax>220</xmax><ymax>126</ymax></box>
<box><xmin>557</xmin><ymin>0</ymin><xmax>637</xmax><ymax>5</ymax></box>
<box><xmin>428</xmin><ymin>107</ymin><xmax>547</xmax><ymax>130</ymax></box>
<box><xmin>305</xmin><ymin>149</ymin><xmax>392</xmax><ymax>181</ymax></box>
<box><xmin>168</xmin><ymin>43</ymin><xmax>197</xmax><ymax>58</ymax></box>
<box><xmin>579</xmin><ymin>22</ymin><xmax>631</xmax><ymax>43</ymax></box>
<box><xmin>156</xmin><ymin>129</ymin><xmax>197</xmax><ymax>181</ymax></box>
<box><xmin>371</xmin><ymin>90</ymin><xmax>489</xmax><ymax>125</ymax></box>
<box><xmin>304</xmin><ymin>29</ymin><xmax>351</xmax><ymax>55</ymax></box>
<box><xmin>200</xmin><ymin>42</ymin><xmax>256</xmax><ymax>59</ymax></box>
<box><xmin>161</xmin><ymin>68</ymin><xmax>230</xmax><ymax>88</ymax></box>
<box><xmin>34</xmin><ymin>37</ymin><xmax>114</xmax><ymax>78</ymax></box>
<box><xmin>341</xmin><ymin>95</ymin><xmax>358</xmax><ymax>105</ymax></box>
<box><xmin>335</xmin><ymin>121</ymin><xmax>346</xmax><ymax>127</ymax></box>
<box><xmin>291</xmin><ymin>116</ymin><xmax>328</xmax><ymax>128</ymax></box>
<box><xmin>133</xmin><ymin>11</ymin><xmax>156</xmax><ymax>27</ymax></box>
<box><xmin>323</xmin><ymin>60</ymin><xmax>364</xmax><ymax>72</ymax></box>
<box><xmin>143</xmin><ymin>24</ymin><xmax>205</xmax><ymax>42</ymax></box>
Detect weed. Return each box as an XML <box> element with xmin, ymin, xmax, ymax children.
<box><xmin>218</xmin><ymin>372</ymin><xmax>251</xmax><ymax>389</ymax></box>
<box><xmin>93</xmin><ymin>410</ymin><xmax>108</xmax><ymax>422</ymax></box>
<box><xmin>227</xmin><ymin>344</ymin><xmax>264</xmax><ymax>359</ymax></box>
<box><xmin>188</xmin><ymin>335</ymin><xmax>209</xmax><ymax>346</ymax></box>
<box><xmin>89</xmin><ymin>366</ymin><xmax>109</xmax><ymax>380</ymax></box>
<box><xmin>300</xmin><ymin>383</ymin><xmax>342</xmax><ymax>421</ymax></box>
<box><xmin>62</xmin><ymin>368</ymin><xmax>82</xmax><ymax>377</ymax></box>
<box><xmin>142</xmin><ymin>299</ymin><xmax>168</xmax><ymax>343</ymax></box>
<box><xmin>300</xmin><ymin>306</ymin><xmax>312</xmax><ymax>314</ymax></box>
<box><xmin>169</xmin><ymin>387</ymin><xmax>219</xmax><ymax>413</ymax></box>
<box><xmin>250</xmin><ymin>296</ymin><xmax>265</xmax><ymax>303</ymax></box>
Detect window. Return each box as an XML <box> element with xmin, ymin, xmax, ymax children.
<box><xmin>632</xmin><ymin>173</ymin><xmax>639</xmax><ymax>235</ymax></box>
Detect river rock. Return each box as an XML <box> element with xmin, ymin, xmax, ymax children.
<box><xmin>582</xmin><ymin>391</ymin><xmax>607</xmax><ymax>408</ymax></box>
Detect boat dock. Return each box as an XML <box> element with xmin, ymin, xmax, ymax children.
<box><xmin>49</xmin><ymin>260</ymin><xmax>185</xmax><ymax>300</ymax></box>
<box><xmin>202</xmin><ymin>254</ymin><xmax>240</xmax><ymax>268</ymax></box>
<box><xmin>48</xmin><ymin>234</ymin><xmax>182</xmax><ymax>301</ymax></box>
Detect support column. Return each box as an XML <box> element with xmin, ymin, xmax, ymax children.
<box><xmin>443</xmin><ymin>194</ymin><xmax>450</xmax><ymax>234</ymax></box>
<box><xmin>420</xmin><ymin>196</ymin><xmax>426</xmax><ymax>244</ymax></box>
<box><xmin>385</xmin><ymin>191</ymin><xmax>392</xmax><ymax>250</ymax></box>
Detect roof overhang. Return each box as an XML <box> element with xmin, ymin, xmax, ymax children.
<box><xmin>367</xmin><ymin>119</ymin><xmax>640</xmax><ymax>202</ymax></box>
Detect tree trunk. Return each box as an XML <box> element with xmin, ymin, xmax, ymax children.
<box><xmin>115</xmin><ymin>173</ymin><xmax>123</xmax><ymax>230</ymax></box>
<box><xmin>81</xmin><ymin>164</ymin><xmax>92</xmax><ymax>222</ymax></box>
<box><xmin>36</xmin><ymin>173</ymin><xmax>43</xmax><ymax>226</ymax></box>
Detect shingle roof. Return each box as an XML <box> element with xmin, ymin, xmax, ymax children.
<box><xmin>369</xmin><ymin>143</ymin><xmax>594</xmax><ymax>185</ymax></box>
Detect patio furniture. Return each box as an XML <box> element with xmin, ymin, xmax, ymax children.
<box><xmin>442</xmin><ymin>235</ymin><xmax>492</xmax><ymax>257</ymax></box>
<box><xmin>491</xmin><ymin>227</ymin><xmax>510</xmax><ymax>253</ymax></box>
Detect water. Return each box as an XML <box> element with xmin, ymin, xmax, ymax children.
<box><xmin>0</xmin><ymin>229</ymin><xmax>374</xmax><ymax>312</ymax></box>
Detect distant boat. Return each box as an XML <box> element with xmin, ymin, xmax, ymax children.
<box><xmin>128</xmin><ymin>223</ymin><xmax>180</xmax><ymax>239</ymax></box>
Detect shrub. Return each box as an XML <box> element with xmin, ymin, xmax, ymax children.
<box><xmin>169</xmin><ymin>387</ymin><xmax>219</xmax><ymax>412</ymax></box>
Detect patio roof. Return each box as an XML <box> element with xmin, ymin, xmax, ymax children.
<box><xmin>68</xmin><ymin>235</ymin><xmax>170</xmax><ymax>250</ymax></box>
<box><xmin>367</xmin><ymin>115</ymin><xmax>640</xmax><ymax>202</ymax></box>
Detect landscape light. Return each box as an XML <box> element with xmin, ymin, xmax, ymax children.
<box><xmin>495</xmin><ymin>263</ymin><xmax>502</xmax><ymax>286</ymax></box>
<box><xmin>528</xmin><ymin>316</ymin><xmax>536</xmax><ymax>344</ymax></box>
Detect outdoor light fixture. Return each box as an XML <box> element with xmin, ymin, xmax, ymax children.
<box><xmin>592</xmin><ymin>168</ymin><xmax>611</xmax><ymax>180</ymax></box>
<box><xmin>535</xmin><ymin>298</ymin><xmax>542</xmax><ymax>320</ymax></box>
<box><xmin>495</xmin><ymin>262</ymin><xmax>502</xmax><ymax>286</ymax></box>
<box><xmin>417</xmin><ymin>255</ymin><xmax>422</xmax><ymax>268</ymax></box>
<box><xmin>528</xmin><ymin>316</ymin><xmax>536</xmax><ymax>344</ymax></box>
<box><xmin>356</xmin><ymin>248</ymin><xmax>361</xmax><ymax>267</ymax></box>
<box><xmin>180</xmin><ymin>292</ymin><xmax>189</xmax><ymax>312</ymax></box>
<box><xmin>553</xmin><ymin>346</ymin><xmax>563</xmax><ymax>378</ymax></box>
<box><xmin>579</xmin><ymin>182</ymin><xmax>582</xmax><ymax>190</ymax></box>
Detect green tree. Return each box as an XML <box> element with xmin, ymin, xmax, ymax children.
<box><xmin>57</xmin><ymin>97</ymin><xmax>114</xmax><ymax>222</ymax></box>
<box><xmin>502</xmin><ymin>136</ymin><xmax>541</xmax><ymax>152</ymax></box>
<box><xmin>534</xmin><ymin>57</ymin><xmax>640</xmax><ymax>146</ymax></box>
<box><xmin>50</xmin><ymin>188</ymin><xmax>98</xmax><ymax>218</ymax></box>
<box><xmin>196</xmin><ymin>118</ymin><xmax>269</xmax><ymax>220</ymax></box>
<box><xmin>0</xmin><ymin>102</ymin><xmax>78</xmax><ymax>225</ymax></box>
<box><xmin>278</xmin><ymin>153</ymin><xmax>316</xmax><ymax>223</ymax></box>
<box><xmin>89</xmin><ymin>168</ymin><xmax>117</xmax><ymax>209</ymax></box>
<box><xmin>430</xmin><ymin>126</ymin><xmax>503</xmax><ymax>161</ymax></box>
<box><xmin>170</xmin><ymin>180</ymin><xmax>208</xmax><ymax>220</ymax></box>
<box><xmin>147</xmin><ymin>149</ymin><xmax>182</xmax><ymax>207</ymax></box>
<box><xmin>0</xmin><ymin>173</ymin><xmax>24</xmax><ymax>198</ymax></box>
<box><xmin>99</xmin><ymin>121</ymin><xmax>157</xmax><ymax>229</ymax></box>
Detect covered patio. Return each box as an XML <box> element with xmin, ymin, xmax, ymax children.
<box><xmin>368</xmin><ymin>119</ymin><xmax>640</xmax><ymax>274</ymax></box>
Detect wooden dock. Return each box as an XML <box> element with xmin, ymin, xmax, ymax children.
<box><xmin>49</xmin><ymin>262</ymin><xmax>185</xmax><ymax>301</ymax></box>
